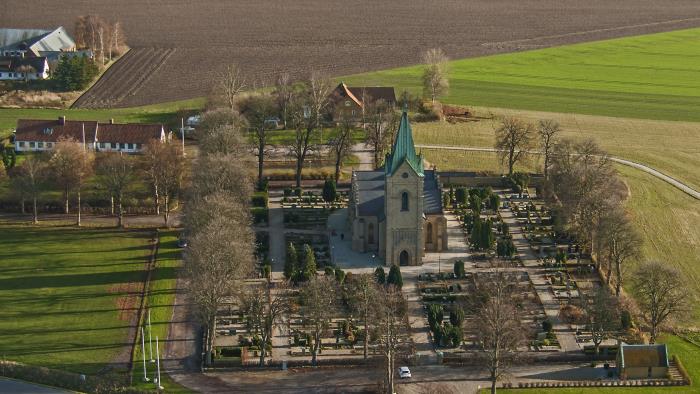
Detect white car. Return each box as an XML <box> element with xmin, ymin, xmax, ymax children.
<box><xmin>398</xmin><ymin>366</ymin><xmax>411</xmax><ymax>379</ymax></box>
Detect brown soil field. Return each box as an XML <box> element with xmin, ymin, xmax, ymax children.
<box><xmin>3</xmin><ymin>0</ymin><xmax>700</xmax><ymax>108</ymax></box>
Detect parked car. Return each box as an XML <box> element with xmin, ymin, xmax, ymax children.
<box><xmin>186</xmin><ymin>115</ymin><xmax>201</xmax><ymax>127</ymax></box>
<box><xmin>398</xmin><ymin>366</ymin><xmax>411</xmax><ymax>379</ymax></box>
<box><xmin>177</xmin><ymin>236</ymin><xmax>188</xmax><ymax>248</ymax></box>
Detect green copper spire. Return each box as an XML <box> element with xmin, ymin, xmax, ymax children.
<box><xmin>386</xmin><ymin>109</ymin><xmax>424</xmax><ymax>176</ymax></box>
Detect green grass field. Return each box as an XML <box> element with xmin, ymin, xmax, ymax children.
<box><xmin>410</xmin><ymin>108</ymin><xmax>700</xmax><ymax>192</ymax></box>
<box><xmin>342</xmin><ymin>28</ymin><xmax>700</xmax><ymax>122</ymax></box>
<box><xmin>0</xmin><ymin>97</ymin><xmax>204</xmax><ymax>141</ymax></box>
<box><xmin>0</xmin><ymin>225</ymin><xmax>153</xmax><ymax>374</ymax></box>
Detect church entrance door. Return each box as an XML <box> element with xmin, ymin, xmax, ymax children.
<box><xmin>399</xmin><ymin>250</ymin><xmax>409</xmax><ymax>266</ymax></box>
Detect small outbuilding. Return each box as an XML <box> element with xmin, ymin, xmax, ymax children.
<box><xmin>617</xmin><ymin>344</ymin><xmax>669</xmax><ymax>379</ymax></box>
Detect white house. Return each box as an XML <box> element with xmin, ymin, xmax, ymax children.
<box><xmin>14</xmin><ymin>117</ymin><xmax>168</xmax><ymax>153</ymax></box>
<box><xmin>0</xmin><ymin>56</ymin><xmax>49</xmax><ymax>80</ymax></box>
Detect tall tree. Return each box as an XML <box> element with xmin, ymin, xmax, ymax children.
<box><xmin>473</xmin><ymin>271</ymin><xmax>525</xmax><ymax>394</ymax></box>
<box><xmin>300</xmin><ymin>243</ymin><xmax>317</xmax><ymax>282</ymax></box>
<box><xmin>11</xmin><ymin>155</ymin><xmax>47</xmax><ymax>224</ymax></box>
<box><xmin>198</xmin><ymin>123</ymin><xmax>249</xmax><ymax>156</ymax></box>
<box><xmin>274</xmin><ymin>72</ymin><xmax>294</xmax><ymax>129</ymax></box>
<box><xmin>596</xmin><ymin>208</ymin><xmax>642</xmax><ymax>296</ymax></box>
<box><xmin>240</xmin><ymin>284</ymin><xmax>290</xmax><ymax>366</ymax></box>
<box><xmin>584</xmin><ymin>287</ymin><xmax>620</xmax><ymax>357</ymax></box>
<box><xmin>214</xmin><ymin>64</ymin><xmax>247</xmax><ymax>111</ymax></box>
<box><xmin>365</xmin><ymin>99</ymin><xmax>396</xmax><ymax>167</ymax></box>
<box><xmin>299</xmin><ymin>277</ymin><xmax>337</xmax><ymax>366</ymax></box>
<box><xmin>288</xmin><ymin>73</ymin><xmax>332</xmax><ymax>188</ymax></box>
<box><xmin>141</xmin><ymin>140</ymin><xmax>185</xmax><ymax>227</ymax></box>
<box><xmin>537</xmin><ymin>119</ymin><xmax>560</xmax><ymax>180</ymax></box>
<box><xmin>328</xmin><ymin>117</ymin><xmax>353</xmax><ymax>182</ymax></box>
<box><xmin>421</xmin><ymin>48</ymin><xmax>449</xmax><ymax>103</ymax></box>
<box><xmin>376</xmin><ymin>285</ymin><xmax>408</xmax><ymax>394</ymax></box>
<box><xmin>190</xmin><ymin>152</ymin><xmax>253</xmax><ymax>205</ymax></box>
<box><xmin>185</xmin><ymin>216</ymin><xmax>254</xmax><ymax>362</ymax></box>
<box><xmin>549</xmin><ymin>139</ymin><xmax>618</xmax><ymax>261</ymax></box>
<box><xmin>347</xmin><ymin>274</ymin><xmax>381</xmax><ymax>359</ymax></box>
<box><xmin>238</xmin><ymin>94</ymin><xmax>278</xmax><ymax>185</ymax></box>
<box><xmin>96</xmin><ymin>153</ymin><xmax>135</xmax><ymax>227</ymax></box>
<box><xmin>632</xmin><ymin>261</ymin><xmax>691</xmax><ymax>343</ymax></box>
<box><xmin>495</xmin><ymin>117</ymin><xmax>534</xmax><ymax>176</ymax></box>
<box><xmin>183</xmin><ymin>191</ymin><xmax>250</xmax><ymax>236</ymax></box>
<box><xmin>387</xmin><ymin>264</ymin><xmax>403</xmax><ymax>289</ymax></box>
<box><xmin>49</xmin><ymin>139</ymin><xmax>94</xmax><ymax>225</ymax></box>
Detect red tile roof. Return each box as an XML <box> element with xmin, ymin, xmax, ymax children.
<box><xmin>14</xmin><ymin>118</ymin><xmax>164</xmax><ymax>144</ymax></box>
<box><xmin>15</xmin><ymin>119</ymin><xmax>98</xmax><ymax>142</ymax></box>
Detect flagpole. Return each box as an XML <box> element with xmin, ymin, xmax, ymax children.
<box><xmin>156</xmin><ymin>336</ymin><xmax>164</xmax><ymax>390</ymax></box>
<box><xmin>141</xmin><ymin>326</ymin><xmax>149</xmax><ymax>382</ymax></box>
<box><xmin>148</xmin><ymin>309</ymin><xmax>154</xmax><ymax>362</ymax></box>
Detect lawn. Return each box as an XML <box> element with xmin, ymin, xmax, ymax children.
<box><xmin>618</xmin><ymin>165</ymin><xmax>700</xmax><ymax>321</ymax></box>
<box><xmin>0</xmin><ymin>97</ymin><xmax>204</xmax><ymax>141</ymax></box>
<box><xmin>409</xmin><ymin>108</ymin><xmax>700</xmax><ymax>192</ymax></box>
<box><xmin>131</xmin><ymin>230</ymin><xmax>193</xmax><ymax>394</ymax></box>
<box><xmin>0</xmin><ymin>225</ymin><xmax>153</xmax><ymax>374</ymax></box>
<box><xmin>342</xmin><ymin>28</ymin><xmax>700</xmax><ymax>122</ymax></box>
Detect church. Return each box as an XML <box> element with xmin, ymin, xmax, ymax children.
<box><xmin>348</xmin><ymin>110</ymin><xmax>447</xmax><ymax>266</ymax></box>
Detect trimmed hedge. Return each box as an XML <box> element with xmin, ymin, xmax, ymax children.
<box><xmin>674</xmin><ymin>355</ymin><xmax>692</xmax><ymax>385</ymax></box>
<box><xmin>0</xmin><ymin>360</ymin><xmax>153</xmax><ymax>393</ymax></box>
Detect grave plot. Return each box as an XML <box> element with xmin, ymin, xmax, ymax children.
<box><xmin>285</xmin><ymin>233</ymin><xmax>331</xmax><ymax>268</ymax></box>
<box><xmin>284</xmin><ymin>285</ymin><xmax>413</xmax><ymax>362</ymax></box>
<box><xmin>210</xmin><ymin>281</ymin><xmax>271</xmax><ymax>367</ymax></box>
<box><xmin>281</xmin><ymin>189</ymin><xmax>348</xmax><ymax>209</ymax></box>
<box><xmin>418</xmin><ymin>270</ymin><xmax>548</xmax><ymax>353</ymax></box>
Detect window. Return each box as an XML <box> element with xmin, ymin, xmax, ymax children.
<box><xmin>401</xmin><ymin>192</ymin><xmax>409</xmax><ymax>211</ymax></box>
<box><xmin>99</xmin><ymin>142</ymin><xmax>105</xmax><ymax>149</ymax></box>
<box><xmin>29</xmin><ymin>142</ymin><xmax>35</xmax><ymax>148</ymax></box>
<box><xmin>18</xmin><ymin>141</ymin><xmax>25</xmax><ymax>147</ymax></box>
<box><xmin>427</xmin><ymin>222</ymin><xmax>433</xmax><ymax>244</ymax></box>
<box><xmin>368</xmin><ymin>223</ymin><xmax>375</xmax><ymax>244</ymax></box>
<box><xmin>0</xmin><ymin>73</ymin><xmax>3</xmax><ymax>78</ymax></box>
<box><xmin>38</xmin><ymin>142</ymin><xmax>44</xmax><ymax>148</ymax></box>
<box><xmin>128</xmin><ymin>143</ymin><xmax>133</xmax><ymax>150</ymax></box>
<box><xmin>47</xmin><ymin>142</ymin><xmax>53</xmax><ymax>148</ymax></box>
<box><xmin>135</xmin><ymin>143</ymin><xmax>141</xmax><ymax>150</ymax></box>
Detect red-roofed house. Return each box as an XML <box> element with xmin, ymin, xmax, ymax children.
<box><xmin>13</xmin><ymin>116</ymin><xmax>168</xmax><ymax>153</ymax></box>
<box><xmin>329</xmin><ymin>82</ymin><xmax>396</xmax><ymax>122</ymax></box>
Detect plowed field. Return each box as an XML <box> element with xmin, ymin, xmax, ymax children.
<box><xmin>3</xmin><ymin>0</ymin><xmax>699</xmax><ymax>108</ymax></box>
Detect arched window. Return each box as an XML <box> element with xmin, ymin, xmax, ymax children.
<box><xmin>426</xmin><ymin>222</ymin><xmax>433</xmax><ymax>244</ymax></box>
<box><xmin>368</xmin><ymin>223</ymin><xmax>375</xmax><ymax>244</ymax></box>
<box><xmin>401</xmin><ymin>192</ymin><xmax>409</xmax><ymax>211</ymax></box>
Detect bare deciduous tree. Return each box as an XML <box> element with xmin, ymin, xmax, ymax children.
<box><xmin>274</xmin><ymin>72</ymin><xmax>295</xmax><ymax>129</ymax></box>
<box><xmin>328</xmin><ymin>117</ymin><xmax>353</xmax><ymax>183</ymax></box>
<box><xmin>240</xmin><ymin>283</ymin><xmax>290</xmax><ymax>366</ymax></box>
<box><xmin>214</xmin><ymin>64</ymin><xmax>247</xmax><ymax>111</ymax></box>
<box><xmin>183</xmin><ymin>191</ymin><xmax>250</xmax><ymax>236</ymax></box>
<box><xmin>376</xmin><ymin>285</ymin><xmax>408</xmax><ymax>394</ymax></box>
<box><xmin>537</xmin><ymin>119</ymin><xmax>560</xmax><ymax>180</ymax></box>
<box><xmin>365</xmin><ymin>99</ymin><xmax>397</xmax><ymax>167</ymax></box>
<box><xmin>299</xmin><ymin>276</ymin><xmax>338</xmax><ymax>366</ymax></box>
<box><xmin>185</xmin><ymin>216</ymin><xmax>254</xmax><ymax>362</ymax></box>
<box><xmin>583</xmin><ymin>287</ymin><xmax>620</xmax><ymax>357</ymax></box>
<box><xmin>198</xmin><ymin>123</ymin><xmax>249</xmax><ymax>157</ymax></box>
<box><xmin>421</xmin><ymin>48</ymin><xmax>449</xmax><ymax>103</ymax></box>
<box><xmin>96</xmin><ymin>153</ymin><xmax>135</xmax><ymax>227</ymax></box>
<box><xmin>473</xmin><ymin>271</ymin><xmax>526</xmax><ymax>394</ymax></box>
<box><xmin>141</xmin><ymin>140</ymin><xmax>185</xmax><ymax>227</ymax></box>
<box><xmin>48</xmin><ymin>138</ymin><xmax>94</xmax><ymax>225</ymax></box>
<box><xmin>632</xmin><ymin>261</ymin><xmax>691</xmax><ymax>343</ymax></box>
<box><xmin>495</xmin><ymin>117</ymin><xmax>535</xmax><ymax>176</ymax></box>
<box><xmin>347</xmin><ymin>274</ymin><xmax>381</xmax><ymax>359</ymax></box>
<box><xmin>596</xmin><ymin>208</ymin><xmax>642</xmax><ymax>296</ymax></box>
<box><xmin>190</xmin><ymin>153</ymin><xmax>253</xmax><ymax>205</ymax></box>
<box><xmin>288</xmin><ymin>73</ymin><xmax>332</xmax><ymax>188</ymax></box>
<box><xmin>238</xmin><ymin>93</ymin><xmax>278</xmax><ymax>184</ymax></box>
<box><xmin>10</xmin><ymin>155</ymin><xmax>47</xmax><ymax>224</ymax></box>
<box><xmin>549</xmin><ymin>139</ymin><xmax>618</xmax><ymax>261</ymax></box>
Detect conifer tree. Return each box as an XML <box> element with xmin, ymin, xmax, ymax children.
<box><xmin>387</xmin><ymin>264</ymin><xmax>403</xmax><ymax>289</ymax></box>
<box><xmin>284</xmin><ymin>242</ymin><xmax>297</xmax><ymax>280</ymax></box>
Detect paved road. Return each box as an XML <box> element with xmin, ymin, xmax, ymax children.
<box><xmin>0</xmin><ymin>378</ymin><xmax>70</xmax><ymax>394</ymax></box>
<box><xmin>416</xmin><ymin>144</ymin><xmax>700</xmax><ymax>200</ymax></box>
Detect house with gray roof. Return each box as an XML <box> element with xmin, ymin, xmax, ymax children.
<box><xmin>0</xmin><ymin>27</ymin><xmax>76</xmax><ymax>58</ymax></box>
<box><xmin>348</xmin><ymin>109</ymin><xmax>446</xmax><ymax>266</ymax></box>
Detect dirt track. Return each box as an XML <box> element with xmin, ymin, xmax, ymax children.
<box><xmin>3</xmin><ymin>0</ymin><xmax>700</xmax><ymax>107</ymax></box>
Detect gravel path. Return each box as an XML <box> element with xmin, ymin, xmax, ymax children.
<box><xmin>416</xmin><ymin>144</ymin><xmax>700</xmax><ymax>200</ymax></box>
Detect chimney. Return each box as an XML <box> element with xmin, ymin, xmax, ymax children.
<box><xmin>109</xmin><ymin>118</ymin><xmax>114</xmax><ymax>124</ymax></box>
<box><xmin>59</xmin><ymin>116</ymin><xmax>66</xmax><ymax>125</ymax></box>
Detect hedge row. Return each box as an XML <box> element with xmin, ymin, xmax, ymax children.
<box><xmin>0</xmin><ymin>360</ymin><xmax>154</xmax><ymax>393</ymax></box>
<box><xmin>510</xmin><ymin>379</ymin><xmax>688</xmax><ymax>389</ymax></box>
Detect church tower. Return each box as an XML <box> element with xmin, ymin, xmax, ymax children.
<box><xmin>383</xmin><ymin>110</ymin><xmax>424</xmax><ymax>266</ymax></box>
